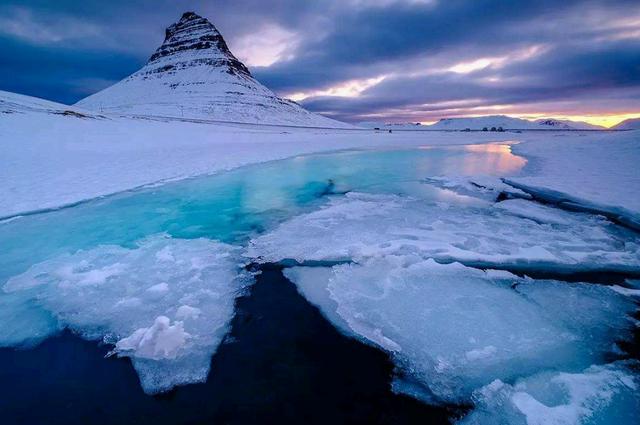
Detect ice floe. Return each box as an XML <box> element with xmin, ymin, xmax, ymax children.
<box><xmin>3</xmin><ymin>235</ymin><xmax>253</xmax><ymax>393</ymax></box>
<box><xmin>249</xmin><ymin>192</ymin><xmax>640</xmax><ymax>274</ymax></box>
<box><xmin>284</xmin><ymin>258</ymin><xmax>636</xmax><ymax>402</ymax></box>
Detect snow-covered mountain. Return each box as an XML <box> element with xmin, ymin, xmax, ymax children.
<box><xmin>534</xmin><ymin>118</ymin><xmax>603</xmax><ymax>130</ymax></box>
<box><xmin>357</xmin><ymin>121</ymin><xmax>426</xmax><ymax>129</ymax></box>
<box><xmin>76</xmin><ymin>12</ymin><xmax>349</xmax><ymax>128</ymax></box>
<box><xmin>358</xmin><ymin>116</ymin><xmax>604</xmax><ymax>131</ymax></box>
<box><xmin>613</xmin><ymin>118</ymin><xmax>640</xmax><ymax>130</ymax></box>
<box><xmin>429</xmin><ymin>115</ymin><xmax>602</xmax><ymax>130</ymax></box>
<box><xmin>428</xmin><ymin>115</ymin><xmax>603</xmax><ymax>130</ymax></box>
<box><xmin>428</xmin><ymin>116</ymin><xmax>528</xmax><ymax>130</ymax></box>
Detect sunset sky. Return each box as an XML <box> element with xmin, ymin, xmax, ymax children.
<box><xmin>1</xmin><ymin>0</ymin><xmax>639</xmax><ymax>126</ymax></box>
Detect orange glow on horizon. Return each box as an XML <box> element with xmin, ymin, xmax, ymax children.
<box><xmin>512</xmin><ymin>113</ymin><xmax>640</xmax><ymax>128</ymax></box>
<box><xmin>414</xmin><ymin>113</ymin><xmax>640</xmax><ymax>128</ymax></box>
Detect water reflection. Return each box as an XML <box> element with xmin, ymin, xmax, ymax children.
<box><xmin>461</xmin><ymin>143</ymin><xmax>526</xmax><ymax>175</ymax></box>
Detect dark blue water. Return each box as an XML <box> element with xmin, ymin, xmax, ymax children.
<box><xmin>0</xmin><ymin>265</ymin><xmax>466</xmax><ymax>425</ymax></box>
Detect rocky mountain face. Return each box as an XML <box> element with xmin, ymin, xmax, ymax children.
<box><xmin>147</xmin><ymin>12</ymin><xmax>251</xmax><ymax>78</ymax></box>
<box><xmin>76</xmin><ymin>12</ymin><xmax>349</xmax><ymax>127</ymax></box>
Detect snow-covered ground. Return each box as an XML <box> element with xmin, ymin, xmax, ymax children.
<box><xmin>2</xmin><ymin>103</ymin><xmax>638</xmax><ymax>224</ymax></box>
<box><xmin>0</xmin><ymin>105</ymin><xmax>519</xmax><ymax>219</ymax></box>
<box><xmin>508</xmin><ymin>131</ymin><xmax>640</xmax><ymax>229</ymax></box>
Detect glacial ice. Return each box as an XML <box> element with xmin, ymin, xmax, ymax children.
<box><xmin>459</xmin><ymin>362</ymin><xmax>640</xmax><ymax>425</ymax></box>
<box><xmin>284</xmin><ymin>259</ymin><xmax>636</xmax><ymax>402</ymax></box>
<box><xmin>249</xmin><ymin>192</ymin><xmax>640</xmax><ymax>274</ymax></box>
<box><xmin>3</xmin><ymin>235</ymin><xmax>253</xmax><ymax>393</ymax></box>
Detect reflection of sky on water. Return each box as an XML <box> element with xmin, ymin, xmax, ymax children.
<box><xmin>461</xmin><ymin>143</ymin><xmax>527</xmax><ymax>175</ymax></box>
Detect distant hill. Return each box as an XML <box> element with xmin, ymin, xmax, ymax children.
<box><xmin>359</xmin><ymin>115</ymin><xmax>605</xmax><ymax>131</ymax></box>
<box><xmin>0</xmin><ymin>90</ymin><xmax>92</xmax><ymax>117</ymax></box>
<box><xmin>429</xmin><ymin>115</ymin><xmax>604</xmax><ymax>130</ymax></box>
<box><xmin>613</xmin><ymin>118</ymin><xmax>640</xmax><ymax>130</ymax></box>
<box><xmin>533</xmin><ymin>118</ymin><xmax>604</xmax><ymax>130</ymax></box>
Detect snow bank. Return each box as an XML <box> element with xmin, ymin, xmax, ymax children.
<box><xmin>3</xmin><ymin>235</ymin><xmax>253</xmax><ymax>393</ymax></box>
<box><xmin>509</xmin><ymin>131</ymin><xmax>640</xmax><ymax>229</ymax></box>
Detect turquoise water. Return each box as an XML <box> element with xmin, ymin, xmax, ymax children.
<box><xmin>0</xmin><ymin>143</ymin><xmax>524</xmax><ymax>284</ymax></box>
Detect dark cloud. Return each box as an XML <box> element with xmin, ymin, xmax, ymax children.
<box><xmin>1</xmin><ymin>0</ymin><xmax>638</xmax><ymax>121</ymax></box>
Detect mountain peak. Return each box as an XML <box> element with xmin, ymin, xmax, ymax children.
<box><xmin>148</xmin><ymin>11</ymin><xmax>250</xmax><ymax>77</ymax></box>
<box><xmin>180</xmin><ymin>11</ymin><xmax>201</xmax><ymax>20</ymax></box>
<box><xmin>74</xmin><ymin>12</ymin><xmax>350</xmax><ymax>127</ymax></box>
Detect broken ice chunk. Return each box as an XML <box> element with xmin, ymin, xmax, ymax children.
<box><xmin>3</xmin><ymin>235</ymin><xmax>253</xmax><ymax>394</ymax></box>
<box><xmin>285</xmin><ymin>258</ymin><xmax>635</xmax><ymax>402</ymax></box>
<box><xmin>115</xmin><ymin>316</ymin><xmax>189</xmax><ymax>360</ymax></box>
<box><xmin>459</xmin><ymin>361</ymin><xmax>640</xmax><ymax>425</ymax></box>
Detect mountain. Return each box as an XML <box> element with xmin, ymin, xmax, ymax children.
<box><xmin>534</xmin><ymin>118</ymin><xmax>604</xmax><ymax>130</ymax></box>
<box><xmin>613</xmin><ymin>118</ymin><xmax>640</xmax><ymax>130</ymax></box>
<box><xmin>356</xmin><ymin>121</ymin><xmax>425</xmax><ymax>129</ymax></box>
<box><xmin>419</xmin><ymin>115</ymin><xmax>540</xmax><ymax>130</ymax></box>
<box><xmin>76</xmin><ymin>12</ymin><xmax>349</xmax><ymax>128</ymax></box>
<box><xmin>427</xmin><ymin>115</ymin><xmax>604</xmax><ymax>130</ymax></box>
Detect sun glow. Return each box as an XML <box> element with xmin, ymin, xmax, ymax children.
<box><xmin>513</xmin><ymin>113</ymin><xmax>640</xmax><ymax>128</ymax></box>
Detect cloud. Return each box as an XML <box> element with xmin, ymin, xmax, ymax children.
<box><xmin>0</xmin><ymin>0</ymin><xmax>638</xmax><ymax>121</ymax></box>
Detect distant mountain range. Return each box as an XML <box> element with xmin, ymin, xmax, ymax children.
<box><xmin>359</xmin><ymin>115</ymin><xmax>607</xmax><ymax>131</ymax></box>
<box><xmin>74</xmin><ymin>12</ymin><xmax>350</xmax><ymax>128</ymax></box>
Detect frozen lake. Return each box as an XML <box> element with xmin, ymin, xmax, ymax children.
<box><xmin>1</xmin><ymin>143</ymin><xmax>637</xmax><ymax>424</ymax></box>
